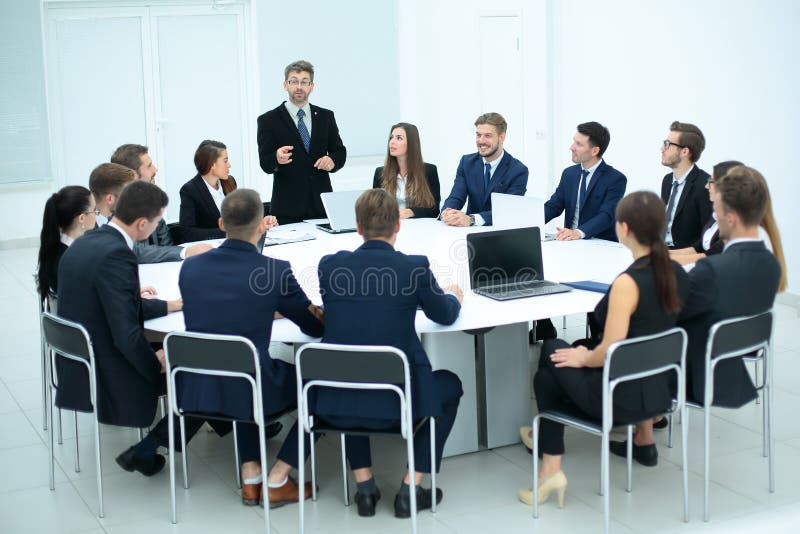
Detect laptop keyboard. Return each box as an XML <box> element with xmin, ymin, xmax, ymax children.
<box><xmin>478</xmin><ymin>280</ymin><xmax>565</xmax><ymax>299</ymax></box>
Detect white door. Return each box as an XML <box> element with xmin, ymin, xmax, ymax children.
<box><xmin>479</xmin><ymin>15</ymin><xmax>524</xmax><ymax>159</ymax></box>
<box><xmin>45</xmin><ymin>2</ymin><xmax>257</xmax><ymax>222</ymax></box>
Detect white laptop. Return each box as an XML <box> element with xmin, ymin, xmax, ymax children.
<box><xmin>314</xmin><ymin>190</ymin><xmax>363</xmax><ymax>234</ymax></box>
<box><xmin>491</xmin><ymin>193</ymin><xmax>554</xmax><ymax>240</ymax></box>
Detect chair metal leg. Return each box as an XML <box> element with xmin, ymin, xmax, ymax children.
<box><xmin>430</xmin><ymin>418</ymin><xmax>437</xmax><ymax>513</ymax></box>
<box><xmin>340</xmin><ymin>433</ymin><xmax>350</xmax><ymax>506</ymax></box>
<box><xmin>74</xmin><ymin>411</ymin><xmax>81</xmax><ymax>473</ymax></box>
<box><xmin>310</xmin><ymin>431</ymin><xmax>317</xmax><ymax>501</ymax></box>
<box><xmin>626</xmin><ymin>425</ymin><xmax>633</xmax><ymax>493</ymax></box>
<box><xmin>137</xmin><ymin>428</ymin><xmax>144</xmax><ymax>441</ymax></box>
<box><xmin>754</xmin><ymin>358</ymin><xmax>761</xmax><ymax>404</ymax></box>
<box><xmin>48</xmin><ymin>387</ymin><xmax>55</xmax><ymax>491</ymax></box>
<box><xmin>41</xmin><ymin>339</ymin><xmax>48</xmax><ymax>432</ymax></box>
<box><xmin>668</xmin><ymin>413</ymin><xmax>675</xmax><ymax>448</ymax></box>
<box><xmin>180</xmin><ymin>416</ymin><xmax>189</xmax><ymax>490</ymax></box>
<box><xmin>703</xmin><ymin>405</ymin><xmax>711</xmax><ymax>522</ymax></box>
<box><xmin>233</xmin><ymin>422</ymin><xmax>241</xmax><ymax>489</ymax></box>
<box><xmin>598</xmin><ymin>442</ymin><xmax>605</xmax><ymax>496</ymax></box>
<box><xmin>168</xmin><ymin>401</ymin><xmax>177</xmax><ymax>523</ymax></box>
<box><xmin>259</xmin><ymin>425</ymin><xmax>270</xmax><ymax>534</ymax></box>
<box><xmin>407</xmin><ymin>425</ymin><xmax>418</xmax><ymax>534</ymax></box>
<box><xmin>767</xmin><ymin>349</ymin><xmax>775</xmax><ymax>493</ymax></box>
<box><xmin>562</xmin><ymin>316</ymin><xmax>567</xmax><ymax>330</ymax></box>
<box><xmin>602</xmin><ymin>427</ymin><xmax>611</xmax><ymax>534</ymax></box>
<box><xmin>532</xmin><ymin>417</ymin><xmax>539</xmax><ymax>518</ymax></box>
<box><xmin>94</xmin><ymin>413</ymin><xmax>104</xmax><ymax>518</ymax></box>
<box><xmin>57</xmin><ymin>406</ymin><xmax>63</xmax><ymax>445</ymax></box>
<box><xmin>160</xmin><ymin>395</ymin><xmax>167</xmax><ymax>418</ymax></box>
<box><xmin>298</xmin><ymin>419</ymin><xmax>305</xmax><ymax>534</ymax></box>
<box><xmin>681</xmin><ymin>403</ymin><xmax>689</xmax><ymax>522</ymax></box>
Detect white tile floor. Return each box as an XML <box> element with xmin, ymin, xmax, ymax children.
<box><xmin>2</xmin><ymin>246</ymin><xmax>799</xmax><ymax>533</ymax></box>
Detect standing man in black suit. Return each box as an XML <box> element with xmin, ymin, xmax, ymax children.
<box><xmin>257</xmin><ymin>60</ymin><xmax>347</xmax><ymax>224</ymax></box>
<box><xmin>660</xmin><ymin>121</ymin><xmax>712</xmax><ymax>249</ymax></box>
<box><xmin>679</xmin><ymin>165</ymin><xmax>781</xmax><ymax>407</ymax></box>
<box><xmin>111</xmin><ymin>143</ymin><xmax>212</xmax><ymax>260</ymax></box>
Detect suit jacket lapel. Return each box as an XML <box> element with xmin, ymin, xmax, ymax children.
<box><xmin>585</xmin><ymin>161</ymin><xmax>606</xmax><ymax>196</ymax></box>
<box><xmin>193</xmin><ymin>175</ymin><xmax>220</xmax><ymax>218</ymax></box>
<box><xmin>485</xmin><ymin>154</ymin><xmax>510</xmax><ymax>204</ymax></box>
<box><xmin>309</xmin><ymin>104</ymin><xmax>321</xmax><ymax>155</ymax></box>
<box><xmin>673</xmin><ymin>166</ymin><xmax>698</xmax><ymax>219</ymax></box>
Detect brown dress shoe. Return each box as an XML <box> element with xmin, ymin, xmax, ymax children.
<box><xmin>262</xmin><ymin>477</ymin><xmax>313</xmax><ymax>509</ymax></box>
<box><xmin>241</xmin><ymin>482</ymin><xmax>261</xmax><ymax>506</ymax></box>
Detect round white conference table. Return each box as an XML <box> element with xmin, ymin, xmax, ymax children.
<box><xmin>141</xmin><ymin>218</ymin><xmax>634</xmax><ymax>456</ymax></box>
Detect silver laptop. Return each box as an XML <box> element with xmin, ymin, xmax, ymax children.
<box><xmin>467</xmin><ymin>226</ymin><xmax>571</xmax><ymax>301</ymax></box>
<box><xmin>491</xmin><ymin>193</ymin><xmax>554</xmax><ymax>240</ymax></box>
<box><xmin>315</xmin><ymin>190</ymin><xmax>363</xmax><ymax>233</ymax></box>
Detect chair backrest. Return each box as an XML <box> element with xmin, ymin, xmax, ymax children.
<box><xmin>164</xmin><ymin>331</ymin><xmax>259</xmax><ymax>375</ymax></box>
<box><xmin>605</xmin><ymin>327</ymin><xmax>687</xmax><ymax>383</ymax></box>
<box><xmin>707</xmin><ymin>310</ymin><xmax>773</xmax><ymax>361</ymax></box>
<box><xmin>41</xmin><ymin>311</ymin><xmax>93</xmax><ymax>363</ymax></box>
<box><xmin>297</xmin><ymin>343</ymin><xmax>408</xmax><ymax>386</ymax></box>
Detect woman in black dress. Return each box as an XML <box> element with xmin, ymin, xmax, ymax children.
<box><xmin>519</xmin><ymin>191</ymin><xmax>689</xmax><ymax>508</ymax></box>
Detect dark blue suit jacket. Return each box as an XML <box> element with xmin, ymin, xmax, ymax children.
<box><xmin>441</xmin><ymin>151</ymin><xmax>528</xmax><ymax>225</ymax></box>
<box><xmin>544</xmin><ymin>161</ymin><xmax>627</xmax><ymax>241</ymax></box>
<box><xmin>177</xmin><ymin>239</ymin><xmax>324</xmax><ymax>420</ymax></box>
<box><xmin>313</xmin><ymin>240</ymin><xmax>461</xmax><ymax>420</ymax></box>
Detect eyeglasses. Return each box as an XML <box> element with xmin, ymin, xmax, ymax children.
<box><xmin>286</xmin><ymin>79</ymin><xmax>312</xmax><ymax>87</ymax></box>
<box><xmin>662</xmin><ymin>140</ymin><xmax>686</xmax><ymax>150</ymax></box>
<box><xmin>706</xmin><ymin>177</ymin><xmax>715</xmax><ymax>185</ymax></box>
<box><xmin>85</xmin><ymin>207</ymin><xmax>101</xmax><ymax>216</ymax></box>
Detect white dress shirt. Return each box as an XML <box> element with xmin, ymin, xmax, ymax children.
<box><xmin>284</xmin><ymin>101</ymin><xmax>313</xmax><ymax>136</ymax></box>
<box><xmin>396</xmin><ymin>175</ymin><xmax>407</xmax><ymax>209</ymax></box>
<box><xmin>474</xmin><ymin>150</ymin><xmax>505</xmax><ymax>226</ymax></box>
<box><xmin>665</xmin><ymin>164</ymin><xmax>694</xmax><ymax>246</ymax></box>
<box><xmin>203</xmin><ymin>178</ymin><xmax>226</xmax><ymax>215</ymax></box>
<box><xmin>572</xmin><ymin>159</ymin><xmax>602</xmax><ymax>237</ymax></box>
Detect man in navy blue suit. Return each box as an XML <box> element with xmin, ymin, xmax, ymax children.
<box><xmin>544</xmin><ymin>121</ymin><xmax>627</xmax><ymax>241</ymax></box>
<box><xmin>441</xmin><ymin>112</ymin><xmax>528</xmax><ymax>226</ymax></box>
<box><xmin>314</xmin><ymin>189</ymin><xmax>464</xmax><ymax>518</ymax></box>
<box><xmin>178</xmin><ymin>189</ymin><xmax>325</xmax><ymax>507</ymax></box>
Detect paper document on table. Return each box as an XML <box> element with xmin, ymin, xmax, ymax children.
<box><xmin>264</xmin><ymin>230</ymin><xmax>316</xmax><ymax>246</ymax></box>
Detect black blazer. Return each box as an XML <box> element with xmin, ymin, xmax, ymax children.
<box><xmin>678</xmin><ymin>241</ymin><xmax>781</xmax><ymax>408</ymax></box>
<box><xmin>661</xmin><ymin>166</ymin><xmax>712</xmax><ymax>250</ymax></box>
<box><xmin>257</xmin><ymin>103</ymin><xmax>346</xmax><ymax>220</ymax></box>
<box><xmin>55</xmin><ymin>226</ymin><xmax>165</xmax><ymax>427</ymax></box>
<box><xmin>177</xmin><ymin>174</ymin><xmax>237</xmax><ymax>242</ymax></box>
<box><xmin>372</xmin><ymin>163</ymin><xmax>441</xmax><ymax>218</ymax></box>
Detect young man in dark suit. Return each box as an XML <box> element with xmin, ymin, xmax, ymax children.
<box><xmin>178</xmin><ymin>188</ymin><xmax>325</xmax><ymax>507</ymax></box>
<box><xmin>256</xmin><ymin>60</ymin><xmax>347</xmax><ymax>224</ymax></box>
<box><xmin>56</xmin><ymin>180</ymin><xmax>188</xmax><ymax>476</ymax></box>
<box><xmin>544</xmin><ymin>121</ymin><xmax>627</xmax><ymax>241</ymax></box>
<box><xmin>314</xmin><ymin>189</ymin><xmax>464</xmax><ymax>518</ymax></box>
<box><xmin>111</xmin><ymin>143</ymin><xmax>212</xmax><ymax>261</ymax></box>
<box><xmin>678</xmin><ymin>165</ymin><xmax>781</xmax><ymax>407</ymax></box>
<box><xmin>440</xmin><ymin>112</ymin><xmax>528</xmax><ymax>226</ymax></box>
<box><xmin>660</xmin><ymin>121</ymin><xmax>712</xmax><ymax>249</ymax></box>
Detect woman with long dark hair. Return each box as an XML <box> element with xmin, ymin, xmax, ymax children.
<box><xmin>373</xmin><ymin>123</ymin><xmax>440</xmax><ymax>218</ymax></box>
<box><xmin>519</xmin><ymin>191</ymin><xmax>689</xmax><ymax>508</ymax></box>
<box><xmin>37</xmin><ymin>185</ymin><xmax>97</xmax><ymax>302</ymax></box>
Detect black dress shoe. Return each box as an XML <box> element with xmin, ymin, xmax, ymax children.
<box><xmin>354</xmin><ymin>489</ymin><xmax>381</xmax><ymax>517</ymax></box>
<box><xmin>265</xmin><ymin>421</ymin><xmax>283</xmax><ymax>439</ymax></box>
<box><xmin>609</xmin><ymin>440</ymin><xmax>658</xmax><ymax>467</ymax></box>
<box><xmin>653</xmin><ymin>417</ymin><xmax>669</xmax><ymax>430</ymax></box>
<box><xmin>394</xmin><ymin>487</ymin><xmax>443</xmax><ymax>518</ymax></box>
<box><xmin>115</xmin><ymin>446</ymin><xmax>166</xmax><ymax>476</ymax></box>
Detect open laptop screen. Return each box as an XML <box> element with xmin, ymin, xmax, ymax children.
<box><xmin>467</xmin><ymin>227</ymin><xmax>544</xmax><ymax>289</ymax></box>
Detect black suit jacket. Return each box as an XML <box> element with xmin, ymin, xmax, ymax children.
<box><xmin>678</xmin><ymin>241</ymin><xmax>780</xmax><ymax>408</ymax></box>
<box><xmin>177</xmin><ymin>174</ymin><xmax>237</xmax><ymax>242</ymax></box>
<box><xmin>661</xmin><ymin>166</ymin><xmax>712</xmax><ymax>250</ymax></box>
<box><xmin>257</xmin><ymin>102</ymin><xmax>346</xmax><ymax>220</ymax></box>
<box><xmin>372</xmin><ymin>163</ymin><xmax>441</xmax><ymax>218</ymax></box>
<box><xmin>55</xmin><ymin>226</ymin><xmax>164</xmax><ymax>427</ymax></box>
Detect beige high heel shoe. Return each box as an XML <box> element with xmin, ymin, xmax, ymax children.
<box><xmin>518</xmin><ymin>470</ymin><xmax>567</xmax><ymax>508</ymax></box>
<box><xmin>519</xmin><ymin>426</ymin><xmax>533</xmax><ymax>450</ymax></box>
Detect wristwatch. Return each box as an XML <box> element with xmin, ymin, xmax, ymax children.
<box><xmin>468</xmin><ymin>215</ymin><xmax>476</xmax><ymax>226</ymax></box>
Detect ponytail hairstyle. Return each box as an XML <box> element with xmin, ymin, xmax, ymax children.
<box><xmin>37</xmin><ymin>186</ymin><xmax>92</xmax><ymax>301</ymax></box>
<box><xmin>615</xmin><ymin>191</ymin><xmax>680</xmax><ymax>313</ymax></box>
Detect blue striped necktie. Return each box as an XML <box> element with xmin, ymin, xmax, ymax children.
<box><xmin>483</xmin><ymin>163</ymin><xmax>491</xmax><ymax>192</ymax></box>
<box><xmin>297</xmin><ymin>108</ymin><xmax>311</xmax><ymax>152</ymax></box>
